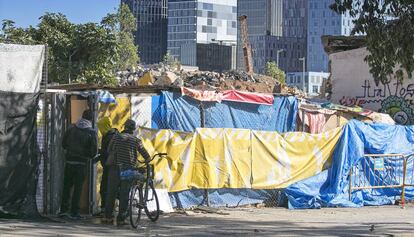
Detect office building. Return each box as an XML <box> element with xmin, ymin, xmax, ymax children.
<box><xmin>122</xmin><ymin>0</ymin><xmax>168</xmax><ymax>64</ymax></box>
<box><xmin>197</xmin><ymin>43</ymin><xmax>236</xmax><ymax>72</ymax></box>
<box><xmin>286</xmin><ymin>71</ymin><xmax>329</xmax><ymax>96</ymax></box>
<box><xmin>307</xmin><ymin>0</ymin><xmax>355</xmax><ymax>71</ymax></box>
<box><xmin>167</xmin><ymin>0</ymin><xmax>237</xmax><ymax>70</ymax></box>
<box><xmin>237</xmin><ymin>0</ymin><xmax>354</xmax><ymax>74</ymax></box>
<box><xmin>237</xmin><ymin>0</ymin><xmax>307</xmax><ymax>73</ymax></box>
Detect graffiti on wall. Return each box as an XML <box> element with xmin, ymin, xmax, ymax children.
<box><xmin>339</xmin><ymin>79</ymin><xmax>414</xmax><ymax>125</ymax></box>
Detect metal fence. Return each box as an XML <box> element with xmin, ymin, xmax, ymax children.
<box><xmin>349</xmin><ymin>154</ymin><xmax>414</xmax><ymax>207</ymax></box>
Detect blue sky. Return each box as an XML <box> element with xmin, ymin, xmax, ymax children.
<box><xmin>0</xmin><ymin>0</ymin><xmax>120</xmax><ymax>28</ymax></box>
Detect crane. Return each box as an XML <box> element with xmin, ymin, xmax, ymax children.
<box><xmin>238</xmin><ymin>15</ymin><xmax>254</xmax><ymax>75</ymax></box>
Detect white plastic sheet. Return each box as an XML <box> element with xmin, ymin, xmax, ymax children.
<box><xmin>0</xmin><ymin>43</ymin><xmax>45</xmax><ymax>93</ymax></box>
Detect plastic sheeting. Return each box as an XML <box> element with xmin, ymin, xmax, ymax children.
<box><xmin>131</xmin><ymin>96</ymin><xmax>152</xmax><ymax>128</ymax></box>
<box><xmin>0</xmin><ymin>44</ymin><xmax>45</xmax><ymax>93</ymax></box>
<box><xmin>138</xmin><ymin>127</ymin><xmax>342</xmax><ymax>192</ymax></box>
<box><xmin>0</xmin><ymin>92</ymin><xmax>40</xmax><ymax>216</ymax></box>
<box><xmin>98</xmin><ymin>97</ymin><xmax>131</xmax><ymax>131</ymax></box>
<box><xmin>152</xmin><ymin>91</ymin><xmax>298</xmax><ymax>133</ymax></box>
<box><xmin>286</xmin><ymin>120</ymin><xmax>414</xmax><ymax>209</ymax></box>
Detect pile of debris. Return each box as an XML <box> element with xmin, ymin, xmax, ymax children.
<box><xmin>115</xmin><ymin>64</ymin><xmax>304</xmax><ymax>96</ymax></box>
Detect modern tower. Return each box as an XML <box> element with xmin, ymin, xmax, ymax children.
<box><xmin>307</xmin><ymin>0</ymin><xmax>355</xmax><ymax>72</ymax></box>
<box><xmin>237</xmin><ymin>0</ymin><xmax>307</xmax><ymax>73</ymax></box>
<box><xmin>122</xmin><ymin>0</ymin><xmax>168</xmax><ymax>64</ymax></box>
<box><xmin>167</xmin><ymin>0</ymin><xmax>237</xmax><ymax>71</ymax></box>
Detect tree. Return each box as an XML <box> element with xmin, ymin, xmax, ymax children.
<box><xmin>102</xmin><ymin>3</ymin><xmax>140</xmax><ymax>71</ymax></box>
<box><xmin>0</xmin><ymin>3</ymin><xmax>140</xmax><ymax>86</ymax></box>
<box><xmin>265</xmin><ymin>61</ymin><xmax>286</xmax><ymax>84</ymax></box>
<box><xmin>331</xmin><ymin>0</ymin><xmax>414</xmax><ymax>83</ymax></box>
<box><xmin>162</xmin><ymin>51</ymin><xmax>180</xmax><ymax>69</ymax></box>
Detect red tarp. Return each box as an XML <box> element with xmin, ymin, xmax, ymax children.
<box><xmin>181</xmin><ymin>87</ymin><xmax>274</xmax><ymax>105</ymax></box>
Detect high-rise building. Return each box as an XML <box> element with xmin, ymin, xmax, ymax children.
<box><xmin>237</xmin><ymin>0</ymin><xmax>354</xmax><ymax>74</ymax></box>
<box><xmin>237</xmin><ymin>0</ymin><xmax>307</xmax><ymax>73</ymax></box>
<box><xmin>307</xmin><ymin>0</ymin><xmax>355</xmax><ymax>72</ymax></box>
<box><xmin>167</xmin><ymin>0</ymin><xmax>237</xmax><ymax>70</ymax></box>
<box><xmin>122</xmin><ymin>0</ymin><xmax>168</xmax><ymax>64</ymax></box>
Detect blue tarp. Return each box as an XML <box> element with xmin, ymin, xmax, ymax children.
<box><xmin>169</xmin><ymin>189</ymin><xmax>285</xmax><ymax>209</ymax></box>
<box><xmin>152</xmin><ymin>91</ymin><xmax>298</xmax><ymax>133</ymax></box>
<box><xmin>286</xmin><ymin>120</ymin><xmax>414</xmax><ymax>209</ymax></box>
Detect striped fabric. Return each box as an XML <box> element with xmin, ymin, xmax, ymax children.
<box><xmin>111</xmin><ymin>132</ymin><xmax>150</xmax><ymax>168</ymax></box>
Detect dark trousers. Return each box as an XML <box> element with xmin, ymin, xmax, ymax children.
<box><xmin>100</xmin><ymin>163</ymin><xmax>109</xmax><ymax>209</ymax></box>
<box><xmin>105</xmin><ymin>165</ymin><xmax>132</xmax><ymax>221</ymax></box>
<box><xmin>60</xmin><ymin>163</ymin><xmax>86</xmax><ymax>215</ymax></box>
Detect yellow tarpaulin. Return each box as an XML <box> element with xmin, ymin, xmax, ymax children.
<box><xmin>137</xmin><ymin>127</ymin><xmax>342</xmax><ymax>192</ymax></box>
<box><xmin>97</xmin><ymin>97</ymin><xmax>131</xmax><ymax>205</ymax></box>
<box><xmin>251</xmin><ymin>128</ymin><xmax>342</xmax><ymax>189</ymax></box>
<box><xmin>139</xmin><ymin>128</ymin><xmax>195</xmax><ymax>192</ymax></box>
<box><xmin>98</xmin><ymin>97</ymin><xmax>131</xmax><ymax>131</ymax></box>
<box><xmin>192</xmin><ymin>128</ymin><xmax>252</xmax><ymax>189</ymax></box>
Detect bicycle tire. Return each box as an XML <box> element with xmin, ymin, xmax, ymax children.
<box><xmin>129</xmin><ymin>185</ymin><xmax>143</xmax><ymax>228</ymax></box>
<box><xmin>144</xmin><ymin>181</ymin><xmax>160</xmax><ymax>222</ymax></box>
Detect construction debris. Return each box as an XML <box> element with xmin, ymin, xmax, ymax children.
<box><xmin>189</xmin><ymin>206</ymin><xmax>230</xmax><ymax>215</ymax></box>
<box><xmin>115</xmin><ymin>64</ymin><xmax>304</xmax><ymax>96</ymax></box>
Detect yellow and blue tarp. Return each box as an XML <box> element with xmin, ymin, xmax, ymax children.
<box><xmin>286</xmin><ymin>120</ymin><xmax>414</xmax><ymax>209</ymax></box>
<box><xmin>138</xmin><ymin>127</ymin><xmax>342</xmax><ymax>192</ymax></box>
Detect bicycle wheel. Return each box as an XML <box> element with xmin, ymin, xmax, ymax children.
<box><xmin>143</xmin><ymin>181</ymin><xmax>160</xmax><ymax>222</ymax></box>
<box><xmin>129</xmin><ymin>185</ymin><xmax>143</xmax><ymax>228</ymax></box>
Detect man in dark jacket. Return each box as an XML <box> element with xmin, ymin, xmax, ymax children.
<box><xmin>60</xmin><ymin>109</ymin><xmax>98</xmax><ymax>219</ymax></box>
<box><xmin>103</xmin><ymin>119</ymin><xmax>150</xmax><ymax>226</ymax></box>
<box><xmin>97</xmin><ymin>117</ymin><xmax>118</xmax><ymax>215</ymax></box>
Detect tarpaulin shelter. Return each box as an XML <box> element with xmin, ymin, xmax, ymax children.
<box><xmin>297</xmin><ymin>100</ymin><xmax>395</xmax><ymax>134</ymax></box>
<box><xmin>0</xmin><ymin>43</ymin><xmax>45</xmax><ymax>217</ymax></box>
<box><xmin>43</xmin><ymin>79</ymin><xmax>403</xmax><ymax>212</ymax></box>
<box><xmin>286</xmin><ymin>120</ymin><xmax>414</xmax><ymax>209</ymax></box>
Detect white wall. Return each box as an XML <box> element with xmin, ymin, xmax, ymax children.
<box><xmin>330</xmin><ymin>47</ymin><xmax>414</xmax><ymax>125</ymax></box>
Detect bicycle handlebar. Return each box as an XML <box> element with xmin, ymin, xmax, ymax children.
<box><xmin>137</xmin><ymin>153</ymin><xmax>168</xmax><ymax>164</ymax></box>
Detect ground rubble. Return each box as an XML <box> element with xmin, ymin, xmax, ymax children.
<box><xmin>115</xmin><ymin>64</ymin><xmax>305</xmax><ymax>96</ymax></box>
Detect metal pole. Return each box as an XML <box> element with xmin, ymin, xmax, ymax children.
<box><xmin>302</xmin><ymin>58</ymin><xmax>306</xmax><ymax>93</ymax></box>
<box><xmin>277</xmin><ymin>49</ymin><xmax>285</xmax><ymax>68</ymax></box>
<box><xmin>199</xmin><ymin>101</ymin><xmax>209</xmax><ymax>207</ymax></box>
<box><xmin>42</xmin><ymin>44</ymin><xmax>49</xmax><ymax>214</ymax></box>
<box><xmin>277</xmin><ymin>52</ymin><xmax>279</xmax><ymax>69</ymax></box>
<box><xmin>349</xmin><ymin>168</ymin><xmax>353</xmax><ymax>201</ymax></box>
<box><xmin>402</xmin><ymin>156</ymin><xmax>407</xmax><ymax>208</ymax></box>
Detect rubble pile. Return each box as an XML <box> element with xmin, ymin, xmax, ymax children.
<box><xmin>115</xmin><ymin>64</ymin><xmax>304</xmax><ymax>96</ymax></box>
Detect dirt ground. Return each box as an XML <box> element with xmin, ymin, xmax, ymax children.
<box><xmin>1</xmin><ymin>206</ymin><xmax>414</xmax><ymax>237</ymax></box>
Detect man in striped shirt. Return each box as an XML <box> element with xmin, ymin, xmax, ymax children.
<box><xmin>103</xmin><ymin>119</ymin><xmax>150</xmax><ymax>225</ymax></box>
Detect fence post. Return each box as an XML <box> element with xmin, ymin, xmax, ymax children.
<box><xmin>402</xmin><ymin>156</ymin><xmax>407</xmax><ymax>208</ymax></box>
<box><xmin>199</xmin><ymin>101</ymin><xmax>210</xmax><ymax>207</ymax></box>
<box><xmin>349</xmin><ymin>168</ymin><xmax>352</xmax><ymax>201</ymax></box>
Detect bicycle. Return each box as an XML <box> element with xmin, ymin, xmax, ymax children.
<box><xmin>128</xmin><ymin>153</ymin><xmax>167</xmax><ymax>228</ymax></box>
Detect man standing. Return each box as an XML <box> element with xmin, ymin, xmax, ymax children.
<box><xmin>97</xmin><ymin>117</ymin><xmax>118</xmax><ymax>215</ymax></box>
<box><xmin>60</xmin><ymin>109</ymin><xmax>98</xmax><ymax>219</ymax></box>
<box><xmin>104</xmin><ymin>119</ymin><xmax>150</xmax><ymax>226</ymax></box>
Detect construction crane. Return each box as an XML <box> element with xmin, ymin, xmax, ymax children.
<box><xmin>238</xmin><ymin>15</ymin><xmax>254</xmax><ymax>75</ymax></box>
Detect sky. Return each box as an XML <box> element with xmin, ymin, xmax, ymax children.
<box><xmin>0</xmin><ymin>0</ymin><xmax>120</xmax><ymax>28</ymax></box>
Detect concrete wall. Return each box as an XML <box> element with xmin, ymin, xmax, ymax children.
<box><xmin>330</xmin><ymin>47</ymin><xmax>414</xmax><ymax>125</ymax></box>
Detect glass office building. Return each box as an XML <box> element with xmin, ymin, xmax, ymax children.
<box><xmin>237</xmin><ymin>0</ymin><xmax>354</xmax><ymax>74</ymax></box>
<box><xmin>122</xmin><ymin>0</ymin><xmax>168</xmax><ymax>64</ymax></box>
<box><xmin>167</xmin><ymin>0</ymin><xmax>237</xmax><ymax>67</ymax></box>
<box><xmin>307</xmin><ymin>0</ymin><xmax>355</xmax><ymax>72</ymax></box>
<box><xmin>237</xmin><ymin>0</ymin><xmax>307</xmax><ymax>73</ymax></box>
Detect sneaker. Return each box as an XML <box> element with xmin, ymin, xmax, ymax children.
<box><xmin>69</xmin><ymin>213</ymin><xmax>84</xmax><ymax>220</ymax></box>
<box><xmin>58</xmin><ymin>212</ymin><xmax>70</xmax><ymax>218</ymax></box>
